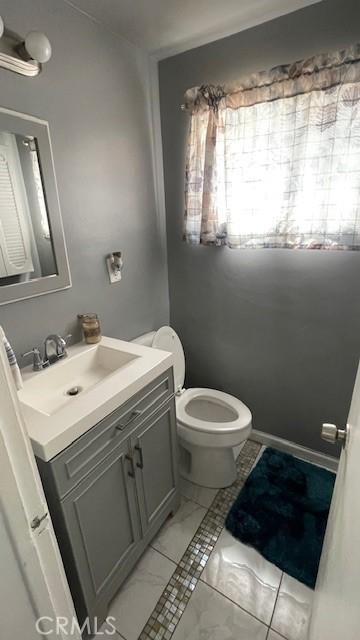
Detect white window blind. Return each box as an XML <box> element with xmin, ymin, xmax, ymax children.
<box><xmin>0</xmin><ymin>135</ymin><xmax>34</xmax><ymax>276</ymax></box>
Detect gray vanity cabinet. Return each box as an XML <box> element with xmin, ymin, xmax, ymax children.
<box><xmin>36</xmin><ymin>368</ymin><xmax>179</xmax><ymax>631</ymax></box>
<box><xmin>61</xmin><ymin>438</ymin><xmax>141</xmax><ymax>618</ymax></box>
<box><xmin>132</xmin><ymin>401</ymin><xmax>178</xmax><ymax>536</ymax></box>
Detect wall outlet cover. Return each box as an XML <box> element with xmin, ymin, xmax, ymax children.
<box><xmin>106</xmin><ymin>257</ymin><xmax>122</xmax><ymax>284</ymax></box>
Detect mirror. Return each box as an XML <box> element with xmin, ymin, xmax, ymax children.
<box><xmin>0</xmin><ymin>108</ymin><xmax>71</xmax><ymax>304</ymax></box>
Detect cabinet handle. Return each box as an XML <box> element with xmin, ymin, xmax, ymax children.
<box><xmin>117</xmin><ymin>410</ymin><xmax>142</xmax><ymax>431</ymax></box>
<box><xmin>135</xmin><ymin>444</ymin><xmax>144</xmax><ymax>469</ymax></box>
<box><xmin>125</xmin><ymin>454</ymin><xmax>135</xmax><ymax>478</ymax></box>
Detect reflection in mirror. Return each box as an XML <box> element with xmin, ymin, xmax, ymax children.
<box><xmin>0</xmin><ymin>131</ymin><xmax>57</xmax><ymax>285</ymax></box>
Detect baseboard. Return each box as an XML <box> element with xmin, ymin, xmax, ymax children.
<box><xmin>251</xmin><ymin>429</ymin><xmax>339</xmax><ymax>473</ymax></box>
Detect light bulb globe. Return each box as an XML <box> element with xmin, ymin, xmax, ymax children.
<box><xmin>24</xmin><ymin>31</ymin><xmax>52</xmax><ymax>63</ymax></box>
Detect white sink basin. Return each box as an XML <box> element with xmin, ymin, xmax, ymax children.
<box><xmin>18</xmin><ymin>336</ymin><xmax>173</xmax><ymax>461</ymax></box>
<box><xmin>19</xmin><ymin>343</ymin><xmax>139</xmax><ymax>416</ymax></box>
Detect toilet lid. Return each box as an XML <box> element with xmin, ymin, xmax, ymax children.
<box><xmin>152</xmin><ymin>326</ymin><xmax>185</xmax><ymax>392</ymax></box>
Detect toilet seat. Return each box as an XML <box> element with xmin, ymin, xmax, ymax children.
<box><xmin>176</xmin><ymin>387</ymin><xmax>251</xmax><ymax>435</ymax></box>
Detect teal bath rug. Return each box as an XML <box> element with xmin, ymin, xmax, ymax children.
<box><xmin>225</xmin><ymin>447</ymin><xmax>336</xmax><ymax>588</ymax></box>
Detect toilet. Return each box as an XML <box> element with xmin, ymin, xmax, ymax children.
<box><xmin>134</xmin><ymin>327</ymin><xmax>252</xmax><ymax>488</ymax></box>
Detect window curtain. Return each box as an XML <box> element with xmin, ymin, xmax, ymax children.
<box><xmin>184</xmin><ymin>44</ymin><xmax>360</xmax><ymax>250</ymax></box>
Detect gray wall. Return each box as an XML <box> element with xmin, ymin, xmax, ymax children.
<box><xmin>0</xmin><ymin>0</ymin><xmax>169</xmax><ymax>357</ymax></box>
<box><xmin>159</xmin><ymin>0</ymin><xmax>360</xmax><ymax>455</ymax></box>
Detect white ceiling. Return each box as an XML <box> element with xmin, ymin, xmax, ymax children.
<box><xmin>66</xmin><ymin>0</ymin><xmax>322</xmax><ymax>59</ymax></box>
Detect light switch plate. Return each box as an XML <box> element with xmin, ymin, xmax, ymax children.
<box><xmin>106</xmin><ymin>257</ymin><xmax>122</xmax><ymax>283</ymax></box>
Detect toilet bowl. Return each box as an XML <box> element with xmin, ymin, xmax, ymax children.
<box><xmin>134</xmin><ymin>327</ymin><xmax>252</xmax><ymax>489</ymax></box>
<box><xmin>176</xmin><ymin>387</ymin><xmax>252</xmax><ymax>487</ymax></box>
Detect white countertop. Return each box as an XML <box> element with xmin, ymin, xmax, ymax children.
<box><xmin>19</xmin><ymin>336</ymin><xmax>173</xmax><ymax>462</ymax></box>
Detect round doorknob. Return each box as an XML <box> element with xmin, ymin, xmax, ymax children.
<box><xmin>321</xmin><ymin>423</ymin><xmax>348</xmax><ymax>445</ymax></box>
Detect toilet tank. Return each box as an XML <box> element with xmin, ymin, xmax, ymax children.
<box><xmin>132</xmin><ymin>331</ymin><xmax>156</xmax><ymax>347</ymax></box>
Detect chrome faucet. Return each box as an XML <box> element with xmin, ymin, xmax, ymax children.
<box><xmin>22</xmin><ymin>333</ymin><xmax>71</xmax><ymax>371</ymax></box>
<box><xmin>44</xmin><ymin>334</ymin><xmax>71</xmax><ymax>365</ymax></box>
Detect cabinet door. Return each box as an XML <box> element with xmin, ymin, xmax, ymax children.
<box><xmin>132</xmin><ymin>400</ymin><xmax>178</xmax><ymax>535</ymax></box>
<box><xmin>61</xmin><ymin>438</ymin><xmax>141</xmax><ymax>611</ymax></box>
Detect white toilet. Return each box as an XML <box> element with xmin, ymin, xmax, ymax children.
<box><xmin>134</xmin><ymin>326</ymin><xmax>252</xmax><ymax>489</ymax></box>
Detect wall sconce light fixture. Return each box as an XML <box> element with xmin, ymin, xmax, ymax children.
<box><xmin>106</xmin><ymin>252</ymin><xmax>124</xmax><ymax>284</ymax></box>
<box><xmin>0</xmin><ymin>16</ymin><xmax>52</xmax><ymax>77</ymax></box>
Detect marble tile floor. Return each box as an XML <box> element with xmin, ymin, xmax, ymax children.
<box><xmin>104</xmin><ymin>440</ymin><xmax>314</xmax><ymax>640</ymax></box>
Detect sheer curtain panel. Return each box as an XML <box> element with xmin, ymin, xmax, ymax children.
<box><xmin>184</xmin><ymin>44</ymin><xmax>360</xmax><ymax>250</ymax></box>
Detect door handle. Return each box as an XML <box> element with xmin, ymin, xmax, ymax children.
<box><xmin>135</xmin><ymin>444</ymin><xmax>144</xmax><ymax>469</ymax></box>
<box><xmin>125</xmin><ymin>453</ymin><xmax>135</xmax><ymax>478</ymax></box>
<box><xmin>117</xmin><ymin>410</ymin><xmax>142</xmax><ymax>431</ymax></box>
<box><xmin>321</xmin><ymin>423</ymin><xmax>348</xmax><ymax>446</ymax></box>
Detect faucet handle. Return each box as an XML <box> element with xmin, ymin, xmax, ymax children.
<box><xmin>22</xmin><ymin>347</ymin><xmax>40</xmax><ymax>358</ymax></box>
<box><xmin>58</xmin><ymin>334</ymin><xmax>72</xmax><ymax>357</ymax></box>
<box><xmin>21</xmin><ymin>347</ymin><xmax>48</xmax><ymax>371</ymax></box>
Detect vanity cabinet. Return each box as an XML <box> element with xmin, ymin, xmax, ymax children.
<box><xmin>36</xmin><ymin>368</ymin><xmax>179</xmax><ymax>631</ymax></box>
<box><xmin>132</xmin><ymin>401</ymin><xmax>178</xmax><ymax>535</ymax></box>
<box><xmin>61</xmin><ymin>439</ymin><xmax>142</xmax><ymax>620</ymax></box>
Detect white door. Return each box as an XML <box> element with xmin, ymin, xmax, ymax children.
<box><xmin>0</xmin><ymin>326</ymin><xmax>81</xmax><ymax>640</ymax></box>
<box><xmin>308</xmin><ymin>360</ymin><xmax>360</xmax><ymax>640</ymax></box>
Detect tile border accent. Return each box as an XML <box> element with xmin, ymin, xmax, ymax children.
<box><xmin>138</xmin><ymin>439</ymin><xmax>262</xmax><ymax>640</ymax></box>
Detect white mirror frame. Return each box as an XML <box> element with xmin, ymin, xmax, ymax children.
<box><xmin>0</xmin><ymin>107</ymin><xmax>71</xmax><ymax>305</ymax></box>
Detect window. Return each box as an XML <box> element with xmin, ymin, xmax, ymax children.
<box><xmin>184</xmin><ymin>44</ymin><xmax>360</xmax><ymax>250</ymax></box>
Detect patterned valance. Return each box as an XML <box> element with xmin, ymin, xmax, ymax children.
<box><xmin>183</xmin><ymin>43</ymin><xmax>360</xmax><ymax>112</ymax></box>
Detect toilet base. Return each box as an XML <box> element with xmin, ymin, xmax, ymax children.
<box><xmin>179</xmin><ymin>441</ymin><xmax>237</xmax><ymax>489</ymax></box>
